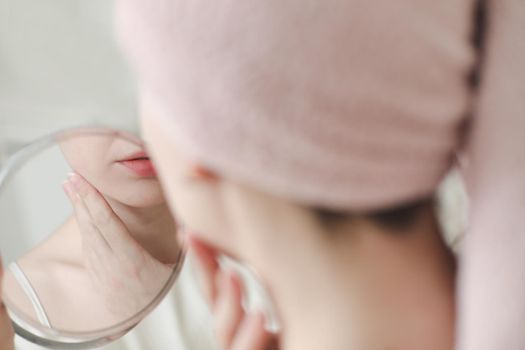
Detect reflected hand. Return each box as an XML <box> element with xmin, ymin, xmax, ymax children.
<box><xmin>63</xmin><ymin>173</ymin><xmax>172</xmax><ymax>319</ymax></box>
<box><xmin>0</xmin><ymin>259</ymin><xmax>14</xmax><ymax>350</ymax></box>
<box><xmin>189</xmin><ymin>237</ymin><xmax>279</xmax><ymax>350</ymax></box>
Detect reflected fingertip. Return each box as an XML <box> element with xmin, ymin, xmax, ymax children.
<box><xmin>68</xmin><ymin>172</ymin><xmax>82</xmax><ymax>190</ymax></box>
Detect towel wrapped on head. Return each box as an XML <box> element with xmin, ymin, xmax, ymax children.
<box><xmin>116</xmin><ymin>0</ymin><xmax>475</xmax><ymax>211</ymax></box>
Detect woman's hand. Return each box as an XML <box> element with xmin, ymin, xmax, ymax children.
<box><xmin>63</xmin><ymin>172</ymin><xmax>173</xmax><ymax>319</ymax></box>
<box><xmin>189</xmin><ymin>237</ymin><xmax>279</xmax><ymax>350</ymax></box>
<box><xmin>0</xmin><ymin>259</ymin><xmax>15</xmax><ymax>350</ymax></box>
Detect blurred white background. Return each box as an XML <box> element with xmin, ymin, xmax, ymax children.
<box><xmin>0</xmin><ymin>144</ymin><xmax>71</xmax><ymax>264</ymax></box>
<box><xmin>0</xmin><ymin>0</ymin><xmax>139</xmax><ymax>295</ymax></box>
<box><xmin>0</xmin><ymin>0</ymin><xmax>138</xmax><ymax>157</ymax></box>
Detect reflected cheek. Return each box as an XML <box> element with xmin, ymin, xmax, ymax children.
<box><xmin>74</xmin><ymin>164</ymin><xmax>108</xmax><ymax>191</ymax></box>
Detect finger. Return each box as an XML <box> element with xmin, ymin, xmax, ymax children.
<box><xmin>214</xmin><ymin>270</ymin><xmax>244</xmax><ymax>349</ymax></box>
<box><xmin>64</xmin><ymin>180</ymin><xmax>113</xmax><ymax>283</ymax></box>
<box><xmin>63</xmin><ymin>179</ymin><xmax>112</xmax><ymax>255</ymax></box>
<box><xmin>189</xmin><ymin>236</ymin><xmax>220</xmax><ymax>304</ymax></box>
<box><xmin>68</xmin><ymin>173</ymin><xmax>137</xmax><ymax>252</ymax></box>
<box><xmin>231</xmin><ymin>312</ymin><xmax>278</xmax><ymax>350</ymax></box>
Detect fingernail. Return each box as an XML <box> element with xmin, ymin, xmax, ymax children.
<box><xmin>68</xmin><ymin>173</ymin><xmax>81</xmax><ymax>190</ymax></box>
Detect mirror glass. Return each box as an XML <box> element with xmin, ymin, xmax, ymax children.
<box><xmin>0</xmin><ymin>128</ymin><xmax>184</xmax><ymax>348</ymax></box>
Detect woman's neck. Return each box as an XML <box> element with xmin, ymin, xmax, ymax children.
<box><xmin>104</xmin><ymin>197</ymin><xmax>180</xmax><ymax>263</ymax></box>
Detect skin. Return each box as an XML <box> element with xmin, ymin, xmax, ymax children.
<box><xmin>0</xmin><ymin>260</ymin><xmax>14</xmax><ymax>350</ymax></box>
<box><xmin>141</xmin><ymin>110</ymin><xmax>456</xmax><ymax>350</ymax></box>
<box><xmin>0</xmin><ymin>124</ymin><xmax>457</xmax><ymax>348</ymax></box>
<box><xmin>190</xmin><ymin>237</ymin><xmax>279</xmax><ymax>350</ymax></box>
<box><xmin>59</xmin><ymin>134</ymin><xmax>178</xmax><ymax>260</ymax></box>
<box><xmin>2</xmin><ymin>135</ymin><xmax>180</xmax><ymax>332</ymax></box>
<box><xmin>60</xmin><ymin>133</ymin><xmax>165</xmax><ymax>208</ymax></box>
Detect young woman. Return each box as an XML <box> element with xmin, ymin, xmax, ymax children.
<box><xmin>114</xmin><ymin>0</ymin><xmax>525</xmax><ymax>349</ymax></box>
<box><xmin>2</xmin><ymin>0</ymin><xmax>524</xmax><ymax>349</ymax></box>
<box><xmin>3</xmin><ymin>134</ymin><xmax>180</xmax><ymax>331</ymax></box>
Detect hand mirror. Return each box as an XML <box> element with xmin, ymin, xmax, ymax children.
<box><xmin>0</xmin><ymin>127</ymin><xmax>184</xmax><ymax>349</ymax></box>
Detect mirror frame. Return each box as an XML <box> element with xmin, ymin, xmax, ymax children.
<box><xmin>0</xmin><ymin>127</ymin><xmax>185</xmax><ymax>349</ymax></box>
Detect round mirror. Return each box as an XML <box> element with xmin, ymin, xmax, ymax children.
<box><xmin>0</xmin><ymin>127</ymin><xmax>184</xmax><ymax>349</ymax></box>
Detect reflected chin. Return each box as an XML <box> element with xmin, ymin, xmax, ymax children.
<box><xmin>112</xmin><ymin>190</ymin><xmax>165</xmax><ymax>208</ymax></box>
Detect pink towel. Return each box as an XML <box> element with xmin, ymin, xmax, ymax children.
<box><xmin>116</xmin><ymin>1</ymin><xmax>525</xmax><ymax>349</ymax></box>
<box><xmin>116</xmin><ymin>0</ymin><xmax>474</xmax><ymax>211</ymax></box>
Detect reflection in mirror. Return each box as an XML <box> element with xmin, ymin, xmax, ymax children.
<box><xmin>0</xmin><ymin>128</ymin><xmax>183</xmax><ymax>348</ymax></box>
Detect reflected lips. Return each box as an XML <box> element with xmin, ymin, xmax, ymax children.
<box><xmin>118</xmin><ymin>151</ymin><xmax>157</xmax><ymax>177</ymax></box>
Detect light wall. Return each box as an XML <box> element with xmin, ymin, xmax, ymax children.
<box><xmin>0</xmin><ymin>0</ymin><xmax>138</xmax><ymax>149</ymax></box>
<box><xmin>0</xmin><ymin>1</ymin><xmax>138</xmax><ymax>263</ymax></box>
